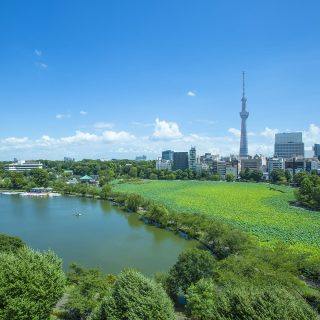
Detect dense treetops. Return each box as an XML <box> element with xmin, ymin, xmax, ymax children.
<box><xmin>0</xmin><ymin>246</ymin><xmax>65</xmax><ymax>320</ymax></box>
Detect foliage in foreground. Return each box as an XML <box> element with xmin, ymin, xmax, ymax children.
<box><xmin>0</xmin><ymin>247</ymin><xmax>65</xmax><ymax>320</ymax></box>
<box><xmin>65</xmin><ymin>263</ymin><xmax>115</xmax><ymax>319</ymax></box>
<box><xmin>186</xmin><ymin>279</ymin><xmax>318</xmax><ymax>320</ymax></box>
<box><xmin>0</xmin><ymin>233</ymin><xmax>25</xmax><ymax>253</ymax></box>
<box><xmin>90</xmin><ymin>269</ymin><xmax>175</xmax><ymax>320</ymax></box>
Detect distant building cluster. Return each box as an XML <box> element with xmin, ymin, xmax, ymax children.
<box><xmin>155</xmin><ymin>73</ymin><xmax>320</xmax><ymax>179</ymax></box>
<box><xmin>4</xmin><ymin>160</ymin><xmax>43</xmax><ymax>171</ymax></box>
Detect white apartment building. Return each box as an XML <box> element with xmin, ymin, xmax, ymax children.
<box><xmin>4</xmin><ymin>160</ymin><xmax>43</xmax><ymax>171</ymax></box>
<box><xmin>156</xmin><ymin>158</ymin><xmax>172</xmax><ymax>171</ymax></box>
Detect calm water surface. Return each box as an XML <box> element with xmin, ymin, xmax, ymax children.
<box><xmin>0</xmin><ymin>194</ymin><xmax>196</xmax><ymax>275</ymax></box>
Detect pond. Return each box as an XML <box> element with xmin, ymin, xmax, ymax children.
<box><xmin>0</xmin><ymin>194</ymin><xmax>197</xmax><ymax>275</ymax></box>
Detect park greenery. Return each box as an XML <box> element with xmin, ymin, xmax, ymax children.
<box><xmin>113</xmin><ymin>180</ymin><xmax>320</xmax><ymax>255</ymax></box>
<box><xmin>0</xmin><ymin>159</ymin><xmax>320</xmax><ymax>318</ymax></box>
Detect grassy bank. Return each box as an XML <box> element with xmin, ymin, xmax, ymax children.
<box><xmin>112</xmin><ymin>180</ymin><xmax>320</xmax><ymax>255</ymax></box>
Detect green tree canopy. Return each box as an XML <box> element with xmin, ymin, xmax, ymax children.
<box><xmin>0</xmin><ymin>247</ymin><xmax>65</xmax><ymax>320</ymax></box>
<box><xmin>91</xmin><ymin>269</ymin><xmax>175</xmax><ymax>320</ymax></box>
<box><xmin>167</xmin><ymin>248</ymin><xmax>215</xmax><ymax>298</ymax></box>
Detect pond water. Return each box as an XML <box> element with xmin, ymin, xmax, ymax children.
<box><xmin>0</xmin><ymin>194</ymin><xmax>196</xmax><ymax>275</ymax></box>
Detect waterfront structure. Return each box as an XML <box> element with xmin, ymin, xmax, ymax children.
<box><xmin>135</xmin><ymin>155</ymin><xmax>147</xmax><ymax>161</ymax></box>
<box><xmin>4</xmin><ymin>160</ymin><xmax>43</xmax><ymax>171</ymax></box>
<box><xmin>189</xmin><ymin>147</ymin><xmax>197</xmax><ymax>171</ymax></box>
<box><xmin>274</xmin><ymin>132</ymin><xmax>304</xmax><ymax>158</ymax></box>
<box><xmin>314</xmin><ymin>144</ymin><xmax>320</xmax><ymax>159</ymax></box>
<box><xmin>267</xmin><ymin>157</ymin><xmax>284</xmax><ymax>174</ymax></box>
<box><xmin>156</xmin><ymin>158</ymin><xmax>172</xmax><ymax>171</ymax></box>
<box><xmin>162</xmin><ymin>150</ymin><xmax>174</xmax><ymax>161</ymax></box>
<box><xmin>239</xmin><ymin>72</ymin><xmax>249</xmax><ymax>158</ymax></box>
<box><xmin>241</xmin><ymin>155</ymin><xmax>263</xmax><ymax>171</ymax></box>
<box><xmin>173</xmin><ymin>152</ymin><xmax>189</xmax><ymax>171</ymax></box>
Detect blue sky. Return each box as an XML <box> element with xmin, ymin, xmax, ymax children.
<box><xmin>0</xmin><ymin>0</ymin><xmax>319</xmax><ymax>160</ymax></box>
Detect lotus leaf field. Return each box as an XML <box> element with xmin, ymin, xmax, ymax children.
<box><xmin>113</xmin><ymin>180</ymin><xmax>320</xmax><ymax>255</ymax></box>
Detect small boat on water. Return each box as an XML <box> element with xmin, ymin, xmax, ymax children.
<box><xmin>74</xmin><ymin>213</ymin><xmax>82</xmax><ymax>217</ymax></box>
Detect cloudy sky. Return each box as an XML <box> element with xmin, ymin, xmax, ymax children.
<box><xmin>0</xmin><ymin>1</ymin><xmax>319</xmax><ymax>160</ymax></box>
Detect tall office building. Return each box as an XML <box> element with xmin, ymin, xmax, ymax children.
<box><xmin>189</xmin><ymin>147</ymin><xmax>197</xmax><ymax>171</ymax></box>
<box><xmin>162</xmin><ymin>150</ymin><xmax>174</xmax><ymax>161</ymax></box>
<box><xmin>274</xmin><ymin>132</ymin><xmax>304</xmax><ymax>158</ymax></box>
<box><xmin>314</xmin><ymin>144</ymin><xmax>320</xmax><ymax>158</ymax></box>
<box><xmin>239</xmin><ymin>72</ymin><xmax>249</xmax><ymax>158</ymax></box>
<box><xmin>173</xmin><ymin>152</ymin><xmax>189</xmax><ymax>171</ymax></box>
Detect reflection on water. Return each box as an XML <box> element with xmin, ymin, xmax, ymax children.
<box><xmin>0</xmin><ymin>194</ymin><xmax>196</xmax><ymax>275</ymax></box>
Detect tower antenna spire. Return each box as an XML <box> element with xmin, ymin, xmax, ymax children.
<box><xmin>242</xmin><ymin>71</ymin><xmax>245</xmax><ymax>97</ymax></box>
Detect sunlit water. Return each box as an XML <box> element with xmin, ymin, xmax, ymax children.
<box><xmin>0</xmin><ymin>194</ymin><xmax>196</xmax><ymax>275</ymax></box>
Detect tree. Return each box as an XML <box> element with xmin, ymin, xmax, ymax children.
<box><xmin>270</xmin><ymin>169</ymin><xmax>286</xmax><ymax>184</ymax></box>
<box><xmin>239</xmin><ymin>168</ymin><xmax>250</xmax><ymax>181</ymax></box>
<box><xmin>128</xmin><ymin>166</ymin><xmax>138</xmax><ymax>179</ymax></box>
<box><xmin>186</xmin><ymin>279</ymin><xmax>318</xmax><ymax>320</ymax></box>
<box><xmin>226</xmin><ymin>173</ymin><xmax>235</xmax><ymax>182</ymax></box>
<box><xmin>250</xmin><ymin>169</ymin><xmax>263</xmax><ymax>182</ymax></box>
<box><xmin>29</xmin><ymin>168</ymin><xmax>50</xmax><ymax>187</ymax></box>
<box><xmin>149</xmin><ymin>173</ymin><xmax>158</xmax><ymax>180</ymax></box>
<box><xmin>0</xmin><ymin>234</ymin><xmax>25</xmax><ymax>253</ymax></box>
<box><xmin>91</xmin><ymin>269</ymin><xmax>175</xmax><ymax>320</ymax></box>
<box><xmin>100</xmin><ymin>184</ymin><xmax>112</xmax><ymax>199</ymax></box>
<box><xmin>0</xmin><ymin>247</ymin><xmax>65</xmax><ymax>320</ymax></box>
<box><xmin>167</xmin><ymin>248</ymin><xmax>215</xmax><ymax>298</ymax></box>
<box><xmin>66</xmin><ymin>263</ymin><xmax>112</xmax><ymax>319</ymax></box>
<box><xmin>9</xmin><ymin>172</ymin><xmax>27</xmax><ymax>189</ymax></box>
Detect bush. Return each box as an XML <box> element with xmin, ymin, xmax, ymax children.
<box><xmin>186</xmin><ymin>279</ymin><xmax>318</xmax><ymax>320</ymax></box>
<box><xmin>65</xmin><ymin>263</ymin><xmax>112</xmax><ymax>319</ymax></box>
<box><xmin>91</xmin><ymin>269</ymin><xmax>175</xmax><ymax>320</ymax></box>
<box><xmin>167</xmin><ymin>248</ymin><xmax>215</xmax><ymax>298</ymax></box>
<box><xmin>0</xmin><ymin>247</ymin><xmax>65</xmax><ymax>320</ymax></box>
<box><xmin>0</xmin><ymin>234</ymin><xmax>25</xmax><ymax>253</ymax></box>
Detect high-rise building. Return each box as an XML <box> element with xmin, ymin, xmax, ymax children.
<box><xmin>212</xmin><ymin>161</ymin><xmax>227</xmax><ymax>177</ymax></box>
<box><xmin>156</xmin><ymin>157</ymin><xmax>172</xmax><ymax>171</ymax></box>
<box><xmin>239</xmin><ymin>72</ymin><xmax>249</xmax><ymax>158</ymax></box>
<box><xmin>274</xmin><ymin>132</ymin><xmax>304</xmax><ymax>158</ymax></box>
<box><xmin>241</xmin><ymin>155</ymin><xmax>263</xmax><ymax>171</ymax></box>
<box><xmin>173</xmin><ymin>152</ymin><xmax>189</xmax><ymax>171</ymax></box>
<box><xmin>189</xmin><ymin>147</ymin><xmax>197</xmax><ymax>171</ymax></box>
<box><xmin>267</xmin><ymin>157</ymin><xmax>284</xmax><ymax>174</ymax></box>
<box><xmin>314</xmin><ymin>144</ymin><xmax>320</xmax><ymax>159</ymax></box>
<box><xmin>162</xmin><ymin>150</ymin><xmax>174</xmax><ymax>161</ymax></box>
<box><xmin>135</xmin><ymin>155</ymin><xmax>147</xmax><ymax>161</ymax></box>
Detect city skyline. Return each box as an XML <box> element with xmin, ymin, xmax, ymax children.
<box><xmin>0</xmin><ymin>1</ymin><xmax>320</xmax><ymax>160</ymax></box>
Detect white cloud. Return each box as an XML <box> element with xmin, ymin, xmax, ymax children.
<box><xmin>304</xmin><ymin>123</ymin><xmax>320</xmax><ymax>144</ymax></box>
<box><xmin>261</xmin><ymin>127</ymin><xmax>279</xmax><ymax>138</ymax></box>
<box><xmin>35</xmin><ymin>62</ymin><xmax>48</xmax><ymax>69</ymax></box>
<box><xmin>61</xmin><ymin>131</ymin><xmax>99</xmax><ymax>144</ymax></box>
<box><xmin>35</xmin><ymin>49</ymin><xmax>42</xmax><ymax>57</ymax></box>
<box><xmin>102</xmin><ymin>131</ymin><xmax>135</xmax><ymax>142</ymax></box>
<box><xmin>153</xmin><ymin>118</ymin><xmax>182</xmax><ymax>139</ymax></box>
<box><xmin>3</xmin><ymin>137</ymin><xmax>29</xmax><ymax>144</ymax></box>
<box><xmin>228</xmin><ymin>128</ymin><xmax>241</xmax><ymax>137</ymax></box>
<box><xmin>187</xmin><ymin>91</ymin><xmax>196</xmax><ymax>97</ymax></box>
<box><xmin>94</xmin><ymin>122</ymin><xmax>114</xmax><ymax>129</ymax></box>
<box><xmin>80</xmin><ymin>111</ymin><xmax>87</xmax><ymax>116</ymax></box>
<box><xmin>56</xmin><ymin>114</ymin><xmax>71</xmax><ymax>119</ymax></box>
